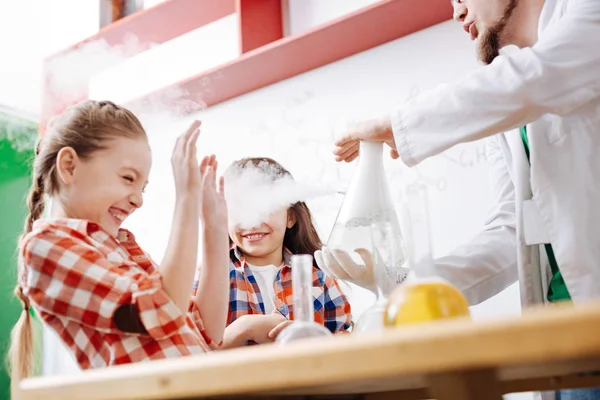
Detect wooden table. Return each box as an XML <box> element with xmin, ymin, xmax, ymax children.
<box><xmin>18</xmin><ymin>302</ymin><xmax>600</xmax><ymax>400</ymax></box>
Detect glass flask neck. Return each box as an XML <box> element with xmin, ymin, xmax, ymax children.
<box><xmin>332</xmin><ymin>140</ymin><xmax>390</xmax><ymax>224</ymax></box>
<box><xmin>291</xmin><ymin>255</ymin><xmax>315</xmax><ymax>323</ymax></box>
<box><xmin>357</xmin><ymin>141</ymin><xmax>384</xmax><ymax>172</ymax></box>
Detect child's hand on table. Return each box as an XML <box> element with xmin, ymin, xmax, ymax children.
<box><xmin>223</xmin><ymin>313</ymin><xmax>292</xmax><ymax>348</ymax></box>
<box><xmin>245</xmin><ymin>313</ymin><xmax>292</xmax><ymax>343</ymax></box>
<box><xmin>267</xmin><ymin>317</ymin><xmax>293</xmax><ymax>340</ymax></box>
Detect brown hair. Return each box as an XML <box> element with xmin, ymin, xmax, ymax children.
<box><xmin>229</xmin><ymin>157</ymin><xmax>323</xmax><ymax>264</ymax></box>
<box><xmin>8</xmin><ymin>100</ymin><xmax>146</xmax><ymax>390</ymax></box>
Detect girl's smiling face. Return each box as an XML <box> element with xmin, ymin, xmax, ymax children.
<box><xmin>55</xmin><ymin>136</ymin><xmax>151</xmax><ymax>237</ymax></box>
<box><xmin>229</xmin><ymin>207</ymin><xmax>296</xmax><ymax>266</ymax></box>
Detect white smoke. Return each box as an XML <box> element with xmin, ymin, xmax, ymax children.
<box><xmin>44</xmin><ymin>35</ymin><xmax>147</xmax><ymax>115</ymax></box>
<box><xmin>223</xmin><ymin>160</ymin><xmax>336</xmax><ymax>230</ymax></box>
<box><xmin>45</xmin><ymin>34</ymin><xmax>207</xmax><ymax>131</ymax></box>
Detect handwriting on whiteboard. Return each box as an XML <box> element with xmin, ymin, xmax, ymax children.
<box><xmin>246</xmin><ymin>89</ymin><xmax>488</xmax><ymax>195</ymax></box>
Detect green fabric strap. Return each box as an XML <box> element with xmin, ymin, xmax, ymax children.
<box><xmin>519</xmin><ymin>126</ymin><xmax>571</xmax><ymax>302</ymax></box>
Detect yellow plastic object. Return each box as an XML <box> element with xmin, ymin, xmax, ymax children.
<box><xmin>383</xmin><ymin>278</ymin><xmax>470</xmax><ymax>327</ymax></box>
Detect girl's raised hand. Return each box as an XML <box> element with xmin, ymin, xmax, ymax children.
<box><xmin>199</xmin><ymin>155</ymin><xmax>228</xmax><ymax>227</ymax></box>
<box><xmin>171</xmin><ymin>120</ymin><xmax>203</xmax><ymax>200</ymax></box>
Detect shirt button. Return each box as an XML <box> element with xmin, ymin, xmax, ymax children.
<box><xmin>130</xmin><ymin>283</ymin><xmax>139</xmax><ymax>291</ymax></box>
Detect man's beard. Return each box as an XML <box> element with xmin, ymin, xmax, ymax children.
<box><xmin>478</xmin><ymin>0</ymin><xmax>519</xmax><ymax>65</ymax></box>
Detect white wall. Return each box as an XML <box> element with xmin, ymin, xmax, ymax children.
<box><xmin>89</xmin><ymin>15</ymin><xmax>239</xmax><ymax>105</ymax></box>
<box><xmin>0</xmin><ymin>0</ymin><xmax>42</xmax><ymax>115</ymax></box>
<box><xmin>285</xmin><ymin>0</ymin><xmax>382</xmax><ymax>35</ymax></box>
<box><xmin>0</xmin><ymin>0</ymin><xmax>99</xmax><ymax>116</ymax></box>
<box><xmin>37</xmin><ymin>0</ymin><xmax>99</xmax><ymax>56</ymax></box>
<box><xmin>141</xmin><ymin>0</ymin><xmax>383</xmax><ymax>37</ymax></box>
<box><xmin>143</xmin><ymin>0</ymin><xmax>167</xmax><ymax>9</ymax></box>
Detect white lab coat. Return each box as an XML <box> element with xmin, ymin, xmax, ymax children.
<box><xmin>391</xmin><ymin>0</ymin><xmax>600</xmax><ymax>309</ymax></box>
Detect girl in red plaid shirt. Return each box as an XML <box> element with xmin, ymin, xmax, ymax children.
<box><xmin>220</xmin><ymin>158</ymin><xmax>352</xmax><ymax>348</ymax></box>
<box><xmin>8</xmin><ymin>101</ymin><xmax>230</xmax><ymax>387</ymax></box>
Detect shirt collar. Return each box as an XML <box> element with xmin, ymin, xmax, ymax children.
<box><xmin>230</xmin><ymin>245</ymin><xmax>293</xmax><ymax>267</ymax></box>
<box><xmin>32</xmin><ymin>218</ymin><xmax>135</xmax><ymax>243</ymax></box>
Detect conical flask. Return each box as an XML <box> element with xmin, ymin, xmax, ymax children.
<box><xmin>326</xmin><ymin>141</ymin><xmax>409</xmax><ymax>332</ymax></box>
<box><xmin>384</xmin><ymin>182</ymin><xmax>470</xmax><ymax>327</ymax></box>
<box><xmin>327</xmin><ymin>141</ymin><xmax>406</xmax><ymax>269</ymax></box>
<box><xmin>276</xmin><ymin>255</ymin><xmax>333</xmax><ymax>345</ymax></box>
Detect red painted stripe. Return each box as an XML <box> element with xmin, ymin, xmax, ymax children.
<box><xmin>125</xmin><ymin>0</ymin><xmax>452</xmax><ymax>111</ymax></box>
<box><xmin>237</xmin><ymin>0</ymin><xmax>283</xmax><ymax>54</ymax></box>
<box><xmin>41</xmin><ymin>0</ymin><xmax>452</xmax><ymax>133</ymax></box>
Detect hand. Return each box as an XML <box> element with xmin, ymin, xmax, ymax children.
<box><xmin>268</xmin><ymin>319</ymin><xmax>293</xmax><ymax>340</ymax></box>
<box><xmin>333</xmin><ymin>116</ymin><xmax>399</xmax><ymax>163</ymax></box>
<box><xmin>243</xmin><ymin>313</ymin><xmax>291</xmax><ymax>344</ymax></box>
<box><xmin>314</xmin><ymin>247</ymin><xmax>376</xmax><ymax>293</ymax></box>
<box><xmin>171</xmin><ymin>120</ymin><xmax>203</xmax><ymax>199</ymax></box>
<box><xmin>198</xmin><ymin>155</ymin><xmax>227</xmax><ymax>226</ymax></box>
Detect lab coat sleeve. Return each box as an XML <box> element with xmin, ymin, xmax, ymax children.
<box><xmin>391</xmin><ymin>0</ymin><xmax>600</xmax><ymax>167</ymax></box>
<box><xmin>432</xmin><ymin>136</ymin><xmax>519</xmax><ymax>305</ymax></box>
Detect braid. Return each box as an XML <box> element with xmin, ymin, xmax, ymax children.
<box><xmin>8</xmin><ymin>283</ymin><xmax>35</xmax><ymax>391</ymax></box>
<box><xmin>8</xmin><ymin>152</ymin><xmax>46</xmax><ymax>390</ymax></box>
<box><xmin>24</xmin><ymin>175</ymin><xmax>45</xmax><ymax>234</ymax></box>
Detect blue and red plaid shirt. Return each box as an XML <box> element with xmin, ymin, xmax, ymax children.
<box><xmin>227</xmin><ymin>246</ymin><xmax>352</xmax><ymax>335</ymax></box>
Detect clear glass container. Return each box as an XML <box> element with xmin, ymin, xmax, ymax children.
<box><xmin>276</xmin><ymin>255</ymin><xmax>333</xmax><ymax>344</ymax></box>
<box><xmin>327</xmin><ymin>141</ymin><xmax>405</xmax><ymax>267</ymax></box>
<box><xmin>384</xmin><ymin>182</ymin><xmax>470</xmax><ymax>327</ymax></box>
<box><xmin>326</xmin><ymin>140</ymin><xmax>408</xmax><ymax>333</ymax></box>
<box><xmin>353</xmin><ymin>221</ymin><xmax>410</xmax><ymax>332</ymax></box>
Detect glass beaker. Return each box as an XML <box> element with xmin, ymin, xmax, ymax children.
<box><xmin>353</xmin><ymin>221</ymin><xmax>410</xmax><ymax>332</ymax></box>
<box><xmin>384</xmin><ymin>182</ymin><xmax>470</xmax><ymax>327</ymax></box>
<box><xmin>327</xmin><ymin>141</ymin><xmax>405</xmax><ymax>265</ymax></box>
<box><xmin>276</xmin><ymin>255</ymin><xmax>333</xmax><ymax>344</ymax></box>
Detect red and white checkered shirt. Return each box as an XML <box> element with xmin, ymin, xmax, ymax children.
<box><xmin>19</xmin><ymin>218</ymin><xmax>219</xmax><ymax>369</ymax></box>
